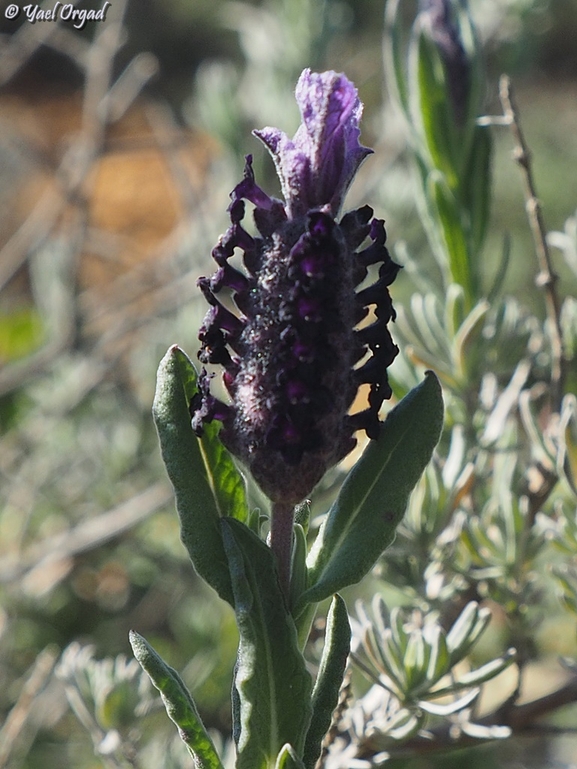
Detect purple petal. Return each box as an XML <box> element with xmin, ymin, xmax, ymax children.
<box><xmin>254</xmin><ymin>69</ymin><xmax>372</xmax><ymax>217</ymax></box>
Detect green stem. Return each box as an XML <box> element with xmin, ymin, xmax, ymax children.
<box><xmin>270</xmin><ymin>502</ymin><xmax>294</xmax><ymax>599</ymax></box>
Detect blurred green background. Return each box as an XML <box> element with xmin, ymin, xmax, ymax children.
<box><xmin>1</xmin><ymin>0</ymin><xmax>577</xmax><ymax>766</ymax></box>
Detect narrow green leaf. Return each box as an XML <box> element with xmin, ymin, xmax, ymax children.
<box><xmin>275</xmin><ymin>744</ymin><xmax>306</xmax><ymax>769</ymax></box>
<box><xmin>129</xmin><ymin>631</ymin><xmax>224</xmax><ymax>769</ymax></box>
<box><xmin>389</xmin><ymin>606</ymin><xmax>407</xmax><ymax>655</ymax></box>
<box><xmin>487</xmin><ymin>235</ymin><xmax>511</xmax><ymax>305</ymax></box>
<box><xmin>429</xmin><ymin>173</ymin><xmax>474</xmax><ymax>304</ymax></box>
<box><xmin>384</xmin><ymin>0</ymin><xmax>411</xmax><ymax>120</ymax></box>
<box><xmin>403</xmin><ymin>632</ymin><xmax>427</xmax><ymax>691</ymax></box>
<box><xmin>152</xmin><ymin>346</ymin><xmax>233</xmax><ymax>604</ymax></box>
<box><xmin>455</xmin><ymin>649</ymin><xmax>516</xmax><ymax>688</ymax></box>
<box><xmin>289</xmin><ymin>524</ymin><xmax>309</xmax><ymax>613</ymax></box>
<box><xmin>430</xmin><ymin>649</ymin><xmax>516</xmax><ymax>699</ymax></box>
<box><xmin>412</xmin><ymin>30</ymin><xmax>460</xmax><ymax>187</ymax></box>
<box><xmin>464</xmin><ymin>124</ymin><xmax>493</xmax><ymax>259</ymax></box>
<box><xmin>369</xmin><ymin>629</ymin><xmax>406</xmax><ymax>694</ymax></box>
<box><xmin>222</xmin><ymin>519</ymin><xmax>312</xmax><ymax>769</ymax></box>
<box><xmin>388</xmin><ymin>712</ymin><xmax>422</xmax><ymax>741</ymax></box>
<box><xmin>425</xmin><ymin>626</ymin><xmax>450</xmax><ymax>686</ymax></box>
<box><xmin>303</xmin><ymin>595</ymin><xmax>351</xmax><ymax>769</ymax></box>
<box><xmin>302</xmin><ymin>372</ymin><xmax>443</xmax><ymax>606</ymax></box>
<box><xmin>446</xmin><ymin>602</ymin><xmax>492</xmax><ymax>663</ymax></box>
<box><xmin>419</xmin><ymin>687</ymin><xmax>479</xmax><ymax>715</ymax></box>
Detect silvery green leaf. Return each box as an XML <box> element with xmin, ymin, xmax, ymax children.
<box><xmin>152</xmin><ymin>346</ymin><xmax>233</xmax><ymax>604</ymax></box>
<box><xmin>372</xmin><ymin>595</ymin><xmax>391</xmax><ymax>638</ymax></box>
<box><xmin>453</xmin><ymin>299</ymin><xmax>490</xmax><ymax>369</ymax></box>
<box><xmin>303</xmin><ymin>595</ymin><xmax>350</xmax><ymax>769</ymax></box>
<box><xmin>425</xmin><ymin>626</ymin><xmax>450</xmax><ymax>685</ymax></box>
<box><xmin>449</xmin><ymin>649</ymin><xmax>516</xmax><ymax>690</ymax></box>
<box><xmin>384</xmin><ymin>0</ymin><xmax>411</xmax><ymax>120</ymax></box>
<box><xmin>446</xmin><ymin>602</ymin><xmax>490</xmax><ymax>662</ymax></box>
<box><xmin>275</xmin><ymin>744</ymin><xmax>306</xmax><ymax>769</ymax></box>
<box><xmin>387</xmin><ymin>711</ymin><xmax>422</xmax><ymax>742</ymax></box>
<box><xmin>518</xmin><ymin>389</ymin><xmax>557</xmax><ymax>471</ymax></box>
<box><xmin>302</xmin><ymin>372</ymin><xmax>443</xmax><ymax>606</ymax></box>
<box><xmin>169</xmin><ymin>346</ymin><xmax>250</xmax><ymax>524</ymax></box>
<box><xmin>221</xmin><ymin>519</ymin><xmax>312</xmax><ymax>769</ymax></box>
<box><xmin>376</xmin><ymin>630</ymin><xmax>406</xmax><ymax>696</ymax></box>
<box><xmin>129</xmin><ymin>631</ymin><xmax>224</xmax><ymax>769</ymax></box>
<box><xmin>390</xmin><ymin>607</ymin><xmax>407</xmax><ymax>655</ymax></box>
<box><xmin>418</xmin><ymin>687</ymin><xmax>479</xmax><ymax>716</ymax></box>
<box><xmin>430</xmin><ymin>650</ymin><xmax>516</xmax><ymax>700</ymax></box>
<box><xmin>461</xmin><ymin>722</ymin><xmax>512</xmax><ymax>740</ymax></box>
<box><xmin>558</xmin><ymin>394</ymin><xmax>577</xmax><ymax>494</ymax></box>
<box><xmin>403</xmin><ymin>631</ymin><xmax>427</xmax><ymax>691</ymax></box>
<box><xmin>289</xmin><ymin>524</ymin><xmax>309</xmax><ymax>613</ymax></box>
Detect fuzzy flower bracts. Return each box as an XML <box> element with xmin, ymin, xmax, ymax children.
<box><xmin>191</xmin><ymin>69</ymin><xmax>400</xmax><ymax>505</ymax></box>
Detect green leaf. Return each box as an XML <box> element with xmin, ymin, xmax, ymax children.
<box><xmin>464</xmin><ymin>124</ymin><xmax>493</xmax><ymax>259</ymax></box>
<box><xmin>153</xmin><ymin>346</ymin><xmax>233</xmax><ymax>604</ymax></box>
<box><xmin>171</xmin><ymin>346</ymin><xmax>249</xmax><ymax>524</ymax></box>
<box><xmin>301</xmin><ymin>372</ymin><xmax>443</xmax><ymax>606</ymax></box>
<box><xmin>303</xmin><ymin>595</ymin><xmax>350</xmax><ymax>769</ymax></box>
<box><xmin>425</xmin><ymin>626</ymin><xmax>450</xmax><ymax>686</ymax></box>
<box><xmin>403</xmin><ymin>631</ymin><xmax>427</xmax><ymax>691</ymax></box>
<box><xmin>275</xmin><ymin>745</ymin><xmax>306</xmax><ymax>769</ymax></box>
<box><xmin>446</xmin><ymin>602</ymin><xmax>491</xmax><ymax>663</ymax></box>
<box><xmin>222</xmin><ymin>518</ymin><xmax>312</xmax><ymax>769</ymax></box>
<box><xmin>289</xmin><ymin>524</ymin><xmax>309</xmax><ymax>613</ymax></box>
<box><xmin>429</xmin><ymin>649</ymin><xmax>516</xmax><ymax>699</ymax></box>
<box><xmin>412</xmin><ymin>29</ymin><xmax>460</xmax><ymax>188</ymax></box>
<box><xmin>129</xmin><ymin>631</ymin><xmax>224</xmax><ymax>769</ymax></box>
<box><xmin>429</xmin><ymin>172</ymin><xmax>474</xmax><ymax>305</ymax></box>
<box><xmin>384</xmin><ymin>0</ymin><xmax>411</xmax><ymax>120</ymax></box>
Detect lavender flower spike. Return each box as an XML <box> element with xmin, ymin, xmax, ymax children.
<box><xmin>192</xmin><ymin>69</ymin><xmax>400</xmax><ymax>507</ymax></box>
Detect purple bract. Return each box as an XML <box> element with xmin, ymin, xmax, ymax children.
<box><xmin>191</xmin><ymin>69</ymin><xmax>400</xmax><ymax>505</ymax></box>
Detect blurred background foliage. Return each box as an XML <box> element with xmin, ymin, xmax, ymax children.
<box><xmin>0</xmin><ymin>0</ymin><xmax>577</xmax><ymax>767</ymax></box>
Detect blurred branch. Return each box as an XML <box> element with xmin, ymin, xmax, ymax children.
<box><xmin>498</xmin><ymin>74</ymin><xmax>566</xmax><ymax>409</ymax></box>
<box><xmin>0</xmin><ymin>646</ymin><xmax>58</xmax><ymax>769</ymax></box>
<box><xmin>0</xmin><ymin>0</ymin><xmax>163</xmax><ymax>396</ymax></box>
<box><xmin>0</xmin><ymin>482</ymin><xmax>172</xmax><ymax>585</ymax></box>
<box><xmin>0</xmin><ymin>0</ymin><xmax>84</xmax><ymax>86</ymax></box>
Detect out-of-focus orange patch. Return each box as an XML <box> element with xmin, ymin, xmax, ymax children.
<box><xmin>1</xmin><ymin>88</ymin><xmax>214</xmax><ymax>301</ymax></box>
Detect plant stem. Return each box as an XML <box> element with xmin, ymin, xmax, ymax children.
<box><xmin>270</xmin><ymin>502</ymin><xmax>294</xmax><ymax>599</ymax></box>
<box><xmin>499</xmin><ymin>74</ymin><xmax>566</xmax><ymax>409</ymax></box>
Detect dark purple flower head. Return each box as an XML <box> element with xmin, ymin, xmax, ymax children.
<box><xmin>192</xmin><ymin>70</ymin><xmax>400</xmax><ymax>505</ymax></box>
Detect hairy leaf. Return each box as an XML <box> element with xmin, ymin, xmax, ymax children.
<box><xmin>275</xmin><ymin>745</ymin><xmax>306</xmax><ymax>769</ymax></box>
<box><xmin>303</xmin><ymin>595</ymin><xmax>350</xmax><ymax>769</ymax></box>
<box><xmin>129</xmin><ymin>631</ymin><xmax>224</xmax><ymax>769</ymax></box>
<box><xmin>153</xmin><ymin>346</ymin><xmax>233</xmax><ymax>603</ymax></box>
<box><xmin>302</xmin><ymin>372</ymin><xmax>443</xmax><ymax>606</ymax></box>
<box><xmin>223</xmin><ymin>518</ymin><xmax>312</xmax><ymax>769</ymax></box>
<box><xmin>172</xmin><ymin>346</ymin><xmax>249</xmax><ymax>523</ymax></box>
